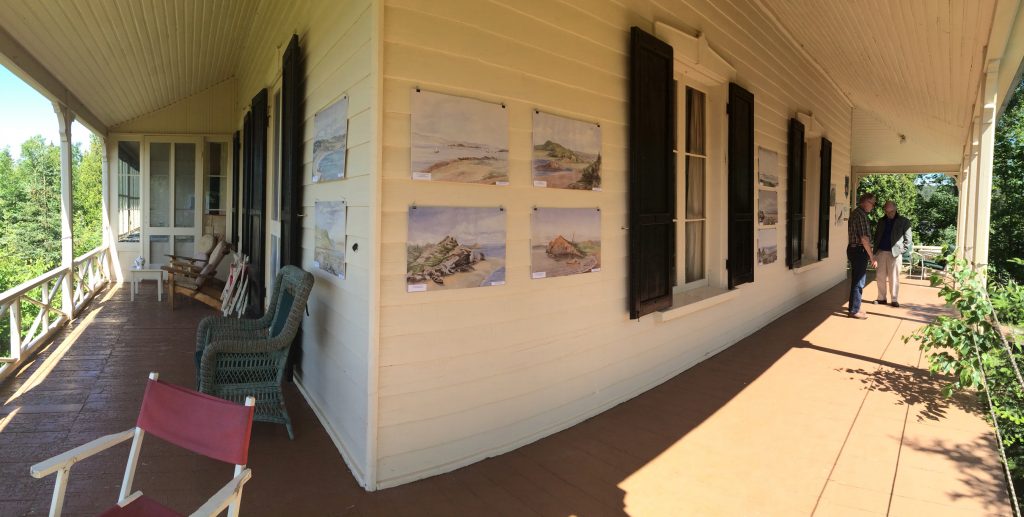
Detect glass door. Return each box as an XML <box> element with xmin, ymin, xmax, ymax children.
<box><xmin>143</xmin><ymin>138</ymin><xmax>202</xmax><ymax>267</ymax></box>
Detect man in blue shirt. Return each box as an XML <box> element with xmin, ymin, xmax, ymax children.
<box><xmin>873</xmin><ymin>200</ymin><xmax>913</xmax><ymax>307</ymax></box>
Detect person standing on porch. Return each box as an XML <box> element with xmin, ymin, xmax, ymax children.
<box><xmin>873</xmin><ymin>200</ymin><xmax>912</xmax><ymax>308</ymax></box>
<box><xmin>847</xmin><ymin>193</ymin><xmax>877</xmax><ymax>319</ymax></box>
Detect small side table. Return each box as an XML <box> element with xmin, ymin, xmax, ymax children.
<box><xmin>129</xmin><ymin>268</ymin><xmax>165</xmax><ymax>301</ymax></box>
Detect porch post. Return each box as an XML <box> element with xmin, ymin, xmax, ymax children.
<box><xmin>55</xmin><ymin>103</ymin><xmax>75</xmax><ymax>318</ymax></box>
<box><xmin>99</xmin><ymin>138</ymin><xmax>115</xmax><ymax>282</ymax></box>
<box><xmin>972</xmin><ymin>61</ymin><xmax>999</xmax><ymax>268</ymax></box>
<box><xmin>965</xmin><ymin>106</ymin><xmax>982</xmax><ymax>262</ymax></box>
<box><xmin>955</xmin><ymin>165</ymin><xmax>969</xmax><ymax>259</ymax></box>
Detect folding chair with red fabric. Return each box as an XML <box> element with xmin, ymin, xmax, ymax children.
<box><xmin>30</xmin><ymin>372</ymin><xmax>256</xmax><ymax>517</ymax></box>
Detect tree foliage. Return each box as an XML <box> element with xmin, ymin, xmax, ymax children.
<box><xmin>0</xmin><ymin>134</ymin><xmax>102</xmax><ymax>355</ymax></box>
<box><xmin>992</xmin><ymin>84</ymin><xmax>1024</xmax><ymax>282</ymax></box>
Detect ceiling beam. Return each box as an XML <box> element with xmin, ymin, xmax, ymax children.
<box><xmin>0</xmin><ymin>24</ymin><xmax>108</xmax><ymax>136</ymax></box>
<box><xmin>852</xmin><ymin>164</ymin><xmax>961</xmax><ymax>175</ymax></box>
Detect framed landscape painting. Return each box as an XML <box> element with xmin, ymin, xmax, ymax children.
<box><xmin>406</xmin><ymin>206</ymin><xmax>506</xmax><ymax>292</ymax></box>
<box><xmin>531</xmin><ymin>111</ymin><xmax>601</xmax><ymax>190</ymax></box>
<box><xmin>411</xmin><ymin>90</ymin><xmax>509</xmax><ymax>185</ymax></box>
<box><xmin>312</xmin><ymin>96</ymin><xmax>349</xmax><ymax>183</ymax></box>
<box><xmin>530</xmin><ymin>207</ymin><xmax>601</xmax><ymax>278</ymax></box>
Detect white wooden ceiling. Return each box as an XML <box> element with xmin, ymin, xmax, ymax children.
<box><xmin>760</xmin><ymin>0</ymin><xmax>997</xmax><ymax>169</ymax></box>
<box><xmin>0</xmin><ymin>0</ymin><xmax>258</xmax><ymax>128</ymax></box>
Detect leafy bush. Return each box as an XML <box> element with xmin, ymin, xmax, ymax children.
<box><xmin>906</xmin><ymin>256</ymin><xmax>1024</xmax><ymax>498</ymax></box>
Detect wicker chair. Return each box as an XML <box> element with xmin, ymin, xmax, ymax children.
<box><xmin>195</xmin><ymin>265</ymin><xmax>314</xmax><ymax>439</ymax></box>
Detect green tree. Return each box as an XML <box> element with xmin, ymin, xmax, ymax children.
<box><xmin>857</xmin><ymin>173</ymin><xmax>919</xmax><ymax>234</ymax></box>
<box><xmin>992</xmin><ymin>83</ymin><xmax>1024</xmax><ymax>281</ymax></box>
<box><xmin>915</xmin><ymin>174</ymin><xmax>959</xmax><ymax>248</ymax></box>
<box><xmin>73</xmin><ymin>134</ymin><xmax>104</xmax><ymax>256</ymax></box>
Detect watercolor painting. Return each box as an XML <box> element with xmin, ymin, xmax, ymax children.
<box><xmin>532</xmin><ymin>112</ymin><xmax>601</xmax><ymax>190</ymax></box>
<box><xmin>314</xmin><ymin>201</ymin><xmax>347</xmax><ymax>279</ymax></box>
<box><xmin>759</xmin><ymin>189</ymin><xmax>778</xmax><ymax>226</ymax></box>
<box><xmin>406</xmin><ymin>206</ymin><xmax>506</xmax><ymax>291</ymax></box>
<box><xmin>312</xmin><ymin>97</ymin><xmax>349</xmax><ymax>183</ymax></box>
<box><xmin>758</xmin><ymin>228</ymin><xmax>778</xmax><ymax>265</ymax></box>
<box><xmin>758</xmin><ymin>147</ymin><xmax>779</xmax><ymax>187</ymax></box>
<box><xmin>830</xmin><ymin>183</ymin><xmax>837</xmax><ymax>207</ymax></box>
<box><xmin>411</xmin><ymin>90</ymin><xmax>509</xmax><ymax>185</ymax></box>
<box><xmin>530</xmin><ymin>207</ymin><xmax>601</xmax><ymax>278</ymax></box>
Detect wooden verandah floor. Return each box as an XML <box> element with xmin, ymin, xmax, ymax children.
<box><xmin>0</xmin><ymin>276</ymin><xmax>1011</xmax><ymax>516</ymax></box>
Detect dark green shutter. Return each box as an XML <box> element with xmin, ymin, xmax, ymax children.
<box><xmin>786</xmin><ymin>118</ymin><xmax>805</xmax><ymax>268</ymax></box>
<box><xmin>628</xmin><ymin>27</ymin><xmax>676</xmax><ymax>319</ymax></box>
<box><xmin>281</xmin><ymin>35</ymin><xmax>303</xmax><ymax>269</ymax></box>
<box><xmin>727</xmin><ymin>83</ymin><xmax>755</xmax><ymax>288</ymax></box>
<box><xmin>817</xmin><ymin>137</ymin><xmax>832</xmax><ymax>260</ymax></box>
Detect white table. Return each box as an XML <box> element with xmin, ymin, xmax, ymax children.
<box><xmin>129</xmin><ymin>268</ymin><xmax>165</xmax><ymax>301</ymax></box>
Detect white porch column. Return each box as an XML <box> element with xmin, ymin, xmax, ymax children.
<box><xmin>955</xmin><ymin>165</ymin><xmax>969</xmax><ymax>259</ymax></box>
<box><xmin>972</xmin><ymin>61</ymin><xmax>999</xmax><ymax>268</ymax></box>
<box><xmin>99</xmin><ymin>138</ymin><xmax>116</xmax><ymax>282</ymax></box>
<box><xmin>55</xmin><ymin>103</ymin><xmax>75</xmax><ymax>318</ymax></box>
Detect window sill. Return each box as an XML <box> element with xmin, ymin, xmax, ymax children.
<box><xmin>656</xmin><ymin>286</ymin><xmax>739</xmax><ymax>322</ymax></box>
<box><xmin>793</xmin><ymin>259</ymin><xmax>826</xmax><ymax>275</ymax></box>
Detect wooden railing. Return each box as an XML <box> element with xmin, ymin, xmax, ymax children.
<box><xmin>0</xmin><ymin>245</ymin><xmax>111</xmax><ymax>382</ymax></box>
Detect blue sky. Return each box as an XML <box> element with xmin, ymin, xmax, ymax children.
<box><xmin>1</xmin><ymin>64</ymin><xmax>91</xmax><ymax>159</ymax></box>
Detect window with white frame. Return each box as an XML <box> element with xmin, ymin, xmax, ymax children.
<box><xmin>676</xmin><ymin>78</ymin><xmax>726</xmax><ymax>292</ymax></box>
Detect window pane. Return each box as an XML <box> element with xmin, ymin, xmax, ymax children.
<box><xmin>117</xmin><ymin>141</ymin><xmax>141</xmax><ymax>242</ymax></box>
<box><xmin>686</xmin><ymin>156</ymin><xmax>705</xmax><ymax>219</ymax></box>
<box><xmin>149</xmin><ymin>235</ymin><xmax>169</xmax><ymax>267</ymax></box>
<box><xmin>174</xmin><ymin>143</ymin><xmax>196</xmax><ymax>227</ymax></box>
<box><xmin>685</xmin><ymin>221</ymin><xmax>705</xmax><ymax>283</ymax></box>
<box><xmin>149</xmin><ymin>143</ymin><xmax>170</xmax><ymax>227</ymax></box>
<box><xmin>686</xmin><ymin>87</ymin><xmax>706</xmax><ymax>155</ymax></box>
<box><xmin>175</xmin><ymin>235</ymin><xmax>195</xmax><ymax>261</ymax></box>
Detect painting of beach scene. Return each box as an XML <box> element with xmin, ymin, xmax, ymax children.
<box><xmin>411</xmin><ymin>90</ymin><xmax>509</xmax><ymax>185</ymax></box>
<box><xmin>758</xmin><ymin>147</ymin><xmax>779</xmax><ymax>187</ymax></box>
<box><xmin>313</xmin><ymin>201</ymin><xmax>347</xmax><ymax>279</ymax></box>
<box><xmin>312</xmin><ymin>96</ymin><xmax>349</xmax><ymax>183</ymax></box>
<box><xmin>530</xmin><ymin>207</ymin><xmax>601</xmax><ymax>278</ymax></box>
<box><xmin>759</xmin><ymin>189</ymin><xmax>778</xmax><ymax>226</ymax></box>
<box><xmin>758</xmin><ymin>228</ymin><xmax>778</xmax><ymax>265</ymax></box>
<box><xmin>532</xmin><ymin>111</ymin><xmax>601</xmax><ymax>190</ymax></box>
<box><xmin>406</xmin><ymin>206</ymin><xmax>506</xmax><ymax>292</ymax></box>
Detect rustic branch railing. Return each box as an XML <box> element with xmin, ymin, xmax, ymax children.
<box><xmin>0</xmin><ymin>245</ymin><xmax>111</xmax><ymax>383</ymax></box>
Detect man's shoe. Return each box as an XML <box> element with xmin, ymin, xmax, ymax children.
<box><xmin>891</xmin><ymin>301</ymin><xmax>900</xmax><ymax>308</ymax></box>
<box><xmin>849</xmin><ymin>311</ymin><xmax>868</xmax><ymax>319</ymax></box>
<box><xmin>875</xmin><ymin>299</ymin><xmax>887</xmax><ymax>304</ymax></box>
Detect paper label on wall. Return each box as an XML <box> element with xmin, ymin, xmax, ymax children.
<box><xmin>495</xmin><ymin>181</ymin><xmax>510</xmax><ymax>186</ymax></box>
<box><xmin>590</xmin><ymin>267</ymin><xmax>601</xmax><ymax>272</ymax></box>
<box><xmin>533</xmin><ymin>180</ymin><xmax>547</xmax><ymax>188</ymax></box>
<box><xmin>532</xmin><ymin>271</ymin><xmax>547</xmax><ymax>279</ymax></box>
<box><xmin>489</xmin><ymin>281</ymin><xmax>505</xmax><ymax>286</ymax></box>
<box><xmin>407</xmin><ymin>284</ymin><xmax>427</xmax><ymax>292</ymax></box>
<box><xmin>412</xmin><ymin>172</ymin><xmax>432</xmax><ymax>181</ymax></box>
<box><xmin>592</xmin><ymin>187</ymin><xmax>602</xmax><ymax>192</ymax></box>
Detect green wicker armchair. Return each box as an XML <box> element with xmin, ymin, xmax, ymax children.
<box><xmin>195</xmin><ymin>265</ymin><xmax>314</xmax><ymax>439</ymax></box>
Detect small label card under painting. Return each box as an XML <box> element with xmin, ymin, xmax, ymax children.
<box><xmin>530</xmin><ymin>207</ymin><xmax>601</xmax><ymax>279</ymax></box>
<box><xmin>410</xmin><ymin>90</ymin><xmax>509</xmax><ymax>185</ymax></box>
<box><xmin>532</xmin><ymin>111</ymin><xmax>602</xmax><ymax>191</ymax></box>
<box><xmin>312</xmin><ymin>96</ymin><xmax>349</xmax><ymax>183</ymax></box>
<box><xmin>406</xmin><ymin>206</ymin><xmax>507</xmax><ymax>292</ymax></box>
<box><xmin>313</xmin><ymin>200</ymin><xmax>347</xmax><ymax>279</ymax></box>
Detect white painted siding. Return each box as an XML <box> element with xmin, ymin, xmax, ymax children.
<box><xmin>110</xmin><ymin>79</ymin><xmax>237</xmax><ymax>135</ymax></box>
<box><xmin>377</xmin><ymin>0</ymin><xmax>852</xmax><ymax>487</ymax></box>
<box><xmin>233</xmin><ymin>0</ymin><xmax>378</xmax><ymax>486</ymax></box>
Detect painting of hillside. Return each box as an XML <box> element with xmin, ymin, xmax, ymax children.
<box><xmin>758</xmin><ymin>228</ymin><xmax>778</xmax><ymax>265</ymax></box>
<box><xmin>314</xmin><ymin>201</ymin><xmax>347</xmax><ymax>278</ymax></box>
<box><xmin>530</xmin><ymin>207</ymin><xmax>601</xmax><ymax>278</ymax></box>
<box><xmin>759</xmin><ymin>189</ymin><xmax>778</xmax><ymax>226</ymax></box>
<box><xmin>532</xmin><ymin>111</ymin><xmax>601</xmax><ymax>190</ymax></box>
<box><xmin>411</xmin><ymin>90</ymin><xmax>509</xmax><ymax>185</ymax></box>
<box><xmin>312</xmin><ymin>96</ymin><xmax>348</xmax><ymax>183</ymax></box>
<box><xmin>407</xmin><ymin>206</ymin><xmax>506</xmax><ymax>291</ymax></box>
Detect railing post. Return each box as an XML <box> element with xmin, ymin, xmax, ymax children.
<box><xmin>9</xmin><ymin>301</ymin><xmax>21</xmax><ymax>361</ymax></box>
<box><xmin>41</xmin><ymin>279</ymin><xmax>50</xmax><ymax>332</ymax></box>
<box><xmin>55</xmin><ymin>103</ymin><xmax>76</xmax><ymax>319</ymax></box>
